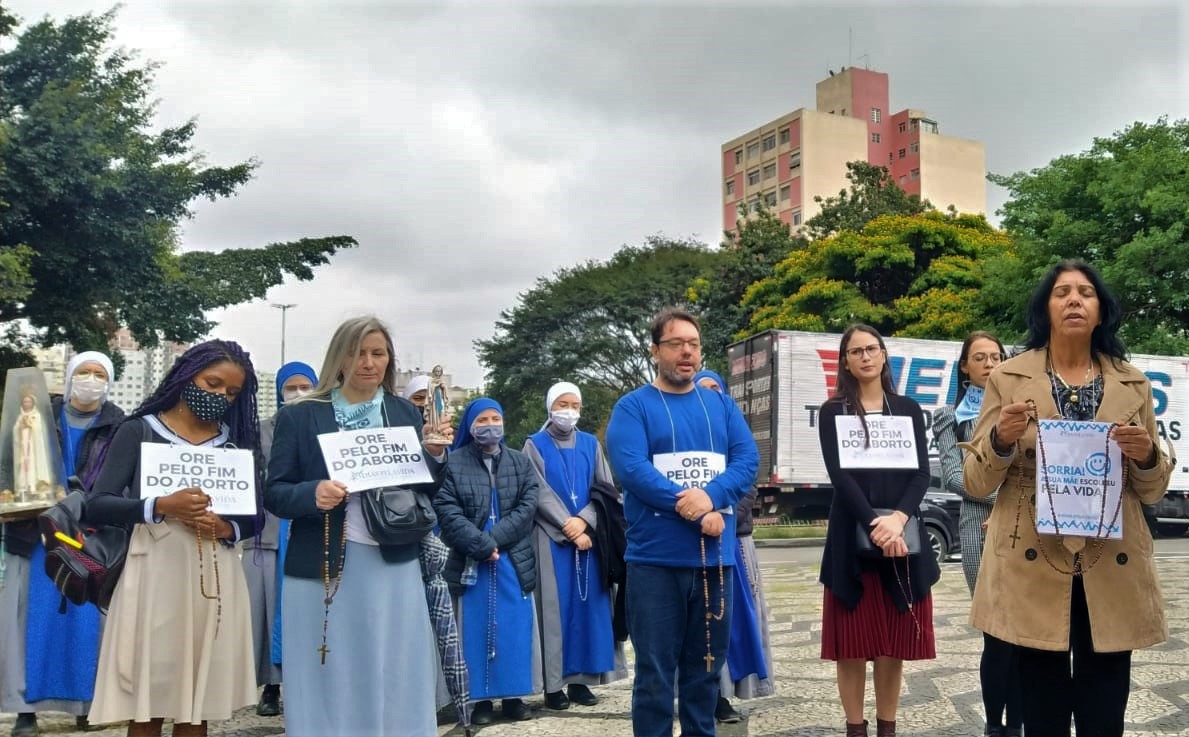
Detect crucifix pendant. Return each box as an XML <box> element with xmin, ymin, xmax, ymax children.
<box><xmin>704</xmin><ymin>652</ymin><xmax>715</xmax><ymax>673</ymax></box>
<box><xmin>1008</xmin><ymin>529</ymin><xmax>1021</xmax><ymax>549</ymax></box>
<box><xmin>318</xmin><ymin>644</ymin><xmax>330</xmax><ymax>664</ymax></box>
<box><xmin>570</xmin><ymin>491</ymin><xmax>578</xmax><ymax>507</ymax></box>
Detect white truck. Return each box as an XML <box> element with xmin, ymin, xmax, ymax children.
<box><xmin>727</xmin><ymin>330</ymin><xmax>1189</xmax><ymax>536</ymax></box>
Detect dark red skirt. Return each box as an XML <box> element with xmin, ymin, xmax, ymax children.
<box><xmin>821</xmin><ymin>569</ymin><xmax>936</xmax><ymax>661</ymax></box>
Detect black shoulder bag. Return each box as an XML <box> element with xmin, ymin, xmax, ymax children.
<box><xmin>358</xmin><ymin>401</ymin><xmax>437</xmax><ymax>546</ymax></box>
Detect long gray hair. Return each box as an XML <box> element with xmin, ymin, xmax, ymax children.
<box><xmin>302</xmin><ymin>316</ymin><xmax>398</xmax><ymax>401</ymax></box>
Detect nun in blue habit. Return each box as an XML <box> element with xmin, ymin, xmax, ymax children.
<box><xmin>694</xmin><ymin>370</ymin><xmax>774</xmax><ymax>722</ymax></box>
<box><xmin>433</xmin><ymin>398</ymin><xmax>542</xmax><ymax>725</ymax></box>
<box><xmin>242</xmin><ymin>361</ymin><xmax>317</xmax><ymax>717</ymax></box>
<box><xmin>523</xmin><ymin>381</ymin><xmax>627</xmax><ymax>711</ymax></box>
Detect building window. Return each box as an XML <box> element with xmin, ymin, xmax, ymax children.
<box><xmin>734</xmin><ymin>149</ymin><xmax>742</xmax><ymax>165</ymax></box>
<box><xmin>779</xmin><ymin>128</ymin><xmax>790</xmax><ymax>144</ymax></box>
<box><xmin>747</xmin><ymin>141</ymin><xmax>760</xmax><ymax>159</ymax></box>
<box><xmin>888</xmin><ymin>152</ymin><xmax>894</xmax><ymax>163</ymax></box>
<box><xmin>780</xmin><ymin>184</ymin><xmax>790</xmax><ymax>201</ymax></box>
<box><xmin>792</xmin><ymin>211</ymin><xmax>802</xmax><ymax>226</ymax></box>
<box><xmin>871</xmin><ymin>133</ymin><xmax>881</xmax><ymax>143</ymax></box>
<box><xmin>764</xmin><ymin>190</ymin><xmax>777</xmax><ymax>206</ymax></box>
<box><xmin>871</xmin><ymin>107</ymin><xmax>881</xmax><ymax>123</ymax></box>
<box><xmin>910</xmin><ymin>168</ymin><xmax>920</xmax><ymax>180</ymax></box>
<box><xmin>898</xmin><ymin>148</ymin><xmax>907</xmax><ymax>159</ymax></box>
<box><xmin>898</xmin><ymin>122</ymin><xmax>907</xmax><ymax>133</ymax></box>
<box><xmin>747</xmin><ymin>169</ymin><xmax>760</xmax><ymax>185</ymax></box>
<box><xmin>910</xmin><ymin>120</ymin><xmax>919</xmax><ymax>132</ymax></box>
<box><xmin>921</xmin><ymin>119</ymin><xmax>939</xmax><ymax>134</ymax></box>
<box><xmin>899</xmin><ymin>175</ymin><xmax>907</xmax><ymax>185</ymax></box>
<box><xmin>725</xmin><ymin>180</ymin><xmax>735</xmax><ymax>195</ymax></box>
<box><xmin>762</xmin><ymin>163</ymin><xmax>776</xmax><ymax>180</ymax></box>
<box><xmin>762</xmin><ymin>134</ymin><xmax>776</xmax><ymax>151</ymax></box>
<box><xmin>910</xmin><ymin>142</ymin><xmax>919</xmax><ymax>154</ymax></box>
<box><xmin>750</xmin><ymin>198</ymin><xmax>762</xmax><ymax>213</ymax></box>
<box><xmin>790</xmin><ymin>153</ymin><xmax>801</xmax><ymax>170</ymax></box>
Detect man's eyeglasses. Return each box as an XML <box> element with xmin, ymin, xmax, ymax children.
<box><xmin>971</xmin><ymin>352</ymin><xmax>1004</xmax><ymax>365</ymax></box>
<box><xmin>658</xmin><ymin>338</ymin><xmax>702</xmax><ymax>351</ymax></box>
<box><xmin>845</xmin><ymin>345</ymin><xmax>883</xmax><ymax>359</ymax></box>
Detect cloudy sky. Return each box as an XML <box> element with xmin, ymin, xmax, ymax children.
<box><xmin>7</xmin><ymin>0</ymin><xmax>1188</xmax><ymax>387</ymax></box>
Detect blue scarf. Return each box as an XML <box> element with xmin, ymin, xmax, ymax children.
<box><xmin>331</xmin><ymin>387</ymin><xmax>385</xmax><ymax>430</ymax></box>
<box><xmin>954</xmin><ymin>384</ymin><xmax>985</xmax><ymax>425</ymax></box>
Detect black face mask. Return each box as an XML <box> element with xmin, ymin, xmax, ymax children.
<box><xmin>182</xmin><ymin>382</ymin><xmax>231</xmax><ymax>422</ymax></box>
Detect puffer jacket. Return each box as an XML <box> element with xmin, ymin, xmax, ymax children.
<box><xmin>434</xmin><ymin>442</ymin><xmax>539</xmax><ymax>596</ymax></box>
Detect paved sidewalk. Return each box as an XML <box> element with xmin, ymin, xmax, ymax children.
<box><xmin>4</xmin><ymin>558</ymin><xmax>1187</xmax><ymax>736</ymax></box>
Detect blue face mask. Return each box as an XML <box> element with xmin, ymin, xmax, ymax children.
<box><xmin>471</xmin><ymin>424</ymin><xmax>504</xmax><ymax>447</ymax></box>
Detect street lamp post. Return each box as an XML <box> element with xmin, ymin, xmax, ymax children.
<box><xmin>271</xmin><ymin>303</ymin><xmax>297</xmax><ymax>365</ymax></box>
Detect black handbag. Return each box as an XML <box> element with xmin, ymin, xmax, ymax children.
<box><xmin>855</xmin><ymin>508</ymin><xmax>922</xmax><ymax>558</ymax></box>
<box><xmin>359</xmin><ymin>487</ymin><xmax>436</xmax><ymax>547</ymax></box>
<box><xmin>39</xmin><ymin>489</ymin><xmax>129</xmax><ymax>613</ymax></box>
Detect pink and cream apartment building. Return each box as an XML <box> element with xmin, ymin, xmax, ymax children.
<box><xmin>721</xmin><ymin>67</ymin><xmax>986</xmax><ymax>234</ymax></box>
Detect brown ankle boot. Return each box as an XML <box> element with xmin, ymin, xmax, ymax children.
<box><xmin>846</xmin><ymin>720</ymin><xmax>869</xmax><ymax>737</ymax></box>
<box><xmin>876</xmin><ymin>718</ymin><xmax>896</xmax><ymax>737</ymax></box>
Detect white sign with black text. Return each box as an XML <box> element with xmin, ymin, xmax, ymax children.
<box><xmin>139</xmin><ymin>443</ymin><xmax>257</xmax><ymax>516</ymax></box>
<box><xmin>835</xmin><ymin>415</ymin><xmax>918</xmax><ymax>470</ymax></box>
<box><xmin>317</xmin><ymin>426</ymin><xmax>434</xmax><ymax>493</ymax></box>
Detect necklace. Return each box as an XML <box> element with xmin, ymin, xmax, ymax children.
<box><xmin>196</xmin><ymin>523</ymin><xmax>222</xmax><ymax>639</ymax></box>
<box><xmin>319</xmin><ymin>510</ymin><xmax>348</xmax><ymax>664</ymax></box>
<box><xmin>485</xmin><ymin>487</ymin><xmax>499</xmax><ymax>693</ymax></box>
<box><xmin>699</xmin><ymin>535</ymin><xmax>726</xmax><ymax>672</ymax></box>
<box><xmin>1050</xmin><ymin>359</ymin><xmax>1094</xmax><ymax>405</ymax></box>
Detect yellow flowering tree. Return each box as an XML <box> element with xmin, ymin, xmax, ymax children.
<box><xmin>741</xmin><ymin>211</ymin><xmax>1013</xmax><ymax>339</ymax></box>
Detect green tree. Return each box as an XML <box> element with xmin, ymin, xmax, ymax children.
<box><xmin>981</xmin><ymin>118</ymin><xmax>1189</xmax><ymax>354</ymax></box>
<box><xmin>803</xmin><ymin>161</ymin><xmax>932</xmax><ymax>240</ymax></box>
<box><xmin>743</xmin><ymin>211</ymin><xmax>1012</xmax><ymax>339</ymax></box>
<box><xmin>688</xmin><ymin>208</ymin><xmax>804</xmax><ymax>372</ymax></box>
<box><xmin>476</xmin><ymin>237</ymin><xmax>720</xmax><ymax>446</ymax></box>
<box><xmin>0</xmin><ymin>9</ymin><xmax>355</xmax><ymax>367</ymax></box>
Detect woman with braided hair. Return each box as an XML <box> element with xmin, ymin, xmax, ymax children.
<box><xmin>86</xmin><ymin>340</ymin><xmax>264</xmax><ymax>737</ymax></box>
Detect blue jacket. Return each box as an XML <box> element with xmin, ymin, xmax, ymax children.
<box><xmin>264</xmin><ymin>392</ymin><xmax>442</xmax><ymax>578</ymax></box>
<box><xmin>433</xmin><ymin>442</ymin><xmax>539</xmax><ymax>596</ymax></box>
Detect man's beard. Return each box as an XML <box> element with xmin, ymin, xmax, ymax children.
<box><xmin>658</xmin><ymin>364</ymin><xmax>692</xmax><ymax>386</ymax></box>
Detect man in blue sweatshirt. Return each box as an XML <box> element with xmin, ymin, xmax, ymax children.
<box><xmin>606</xmin><ymin>308</ymin><xmax>759</xmax><ymax>737</ymax></box>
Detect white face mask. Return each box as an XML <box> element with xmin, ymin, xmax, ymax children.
<box><xmin>550</xmin><ymin>409</ymin><xmax>580</xmax><ymax>432</ymax></box>
<box><xmin>71</xmin><ymin>375</ymin><xmax>108</xmax><ymax>405</ymax></box>
<box><xmin>282</xmin><ymin>387</ymin><xmax>312</xmax><ymax>403</ymax></box>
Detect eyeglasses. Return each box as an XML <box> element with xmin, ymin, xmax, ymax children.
<box><xmin>658</xmin><ymin>338</ymin><xmax>701</xmax><ymax>351</ymax></box>
<box><xmin>845</xmin><ymin>345</ymin><xmax>883</xmax><ymax>359</ymax></box>
<box><xmin>970</xmin><ymin>352</ymin><xmax>1004</xmax><ymax>364</ymax></box>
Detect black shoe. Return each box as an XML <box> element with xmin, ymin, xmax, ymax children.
<box><xmin>256</xmin><ymin>684</ymin><xmax>282</xmax><ymax>717</ymax></box>
<box><xmin>1003</xmin><ymin>729</ymin><xmax>1022</xmax><ymax>737</ymax></box>
<box><xmin>567</xmin><ymin>683</ymin><xmax>599</xmax><ymax>706</ymax></box>
<box><xmin>501</xmin><ymin>698</ymin><xmax>533</xmax><ymax>721</ymax></box>
<box><xmin>543</xmin><ymin>689</ymin><xmax>570</xmax><ymax>710</ymax></box>
<box><xmin>715</xmin><ymin>696</ymin><xmax>742</xmax><ymax>724</ymax></box>
<box><xmin>11</xmin><ymin>713</ymin><xmax>37</xmax><ymax>737</ymax></box>
<box><xmin>471</xmin><ymin>700</ymin><xmax>495</xmax><ymax>725</ymax></box>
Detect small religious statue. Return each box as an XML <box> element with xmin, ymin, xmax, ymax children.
<box><xmin>423</xmin><ymin>365</ymin><xmax>453</xmax><ymax>446</ymax></box>
<box><xmin>13</xmin><ymin>388</ymin><xmax>54</xmax><ymax>503</ymax></box>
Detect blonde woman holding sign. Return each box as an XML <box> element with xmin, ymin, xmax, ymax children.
<box><xmin>265</xmin><ymin>316</ymin><xmax>451</xmax><ymax>737</ymax></box>
<box><xmin>963</xmin><ymin>260</ymin><xmax>1168</xmax><ymax>737</ymax></box>
<box><xmin>816</xmin><ymin>324</ymin><xmax>938</xmax><ymax>737</ymax></box>
<box><xmin>86</xmin><ymin>340</ymin><xmax>264</xmax><ymax>737</ymax></box>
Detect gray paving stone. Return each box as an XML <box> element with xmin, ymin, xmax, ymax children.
<box><xmin>4</xmin><ymin>559</ymin><xmax>1189</xmax><ymax>735</ymax></box>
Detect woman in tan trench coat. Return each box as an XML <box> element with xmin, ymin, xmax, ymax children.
<box><xmin>963</xmin><ymin>260</ymin><xmax>1169</xmax><ymax>737</ymax></box>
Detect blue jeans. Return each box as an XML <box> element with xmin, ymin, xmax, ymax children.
<box><xmin>627</xmin><ymin>563</ymin><xmax>733</xmax><ymax>737</ymax></box>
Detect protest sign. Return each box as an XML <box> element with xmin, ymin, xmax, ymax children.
<box><xmin>139</xmin><ymin>443</ymin><xmax>257</xmax><ymax>516</ymax></box>
<box><xmin>835</xmin><ymin>415</ymin><xmax>918</xmax><ymax>469</ymax></box>
<box><xmin>317</xmin><ymin>426</ymin><xmax>433</xmax><ymax>492</ymax></box>
<box><xmin>1035</xmin><ymin>419</ymin><xmax>1123</xmax><ymax>539</ymax></box>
